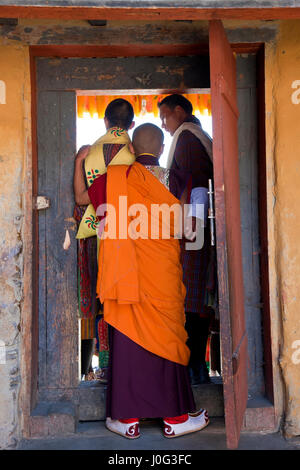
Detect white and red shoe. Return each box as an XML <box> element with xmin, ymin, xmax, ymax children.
<box><xmin>105</xmin><ymin>418</ymin><xmax>140</xmax><ymax>439</ymax></box>
<box><xmin>163</xmin><ymin>409</ymin><xmax>209</xmax><ymax>438</ymax></box>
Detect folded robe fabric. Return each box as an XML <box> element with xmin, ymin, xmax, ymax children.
<box><xmin>96</xmin><ymin>162</ymin><xmax>190</xmax><ymax>366</ymax></box>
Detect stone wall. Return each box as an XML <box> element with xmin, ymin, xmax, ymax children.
<box><xmin>0</xmin><ymin>44</ymin><xmax>31</xmax><ymax>448</ymax></box>
<box><xmin>265</xmin><ymin>20</ymin><xmax>300</xmax><ymax>437</ymax></box>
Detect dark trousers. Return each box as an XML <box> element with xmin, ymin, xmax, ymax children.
<box><xmin>81</xmin><ymin>339</ymin><xmax>94</xmax><ymax>376</ymax></box>
<box><xmin>185</xmin><ymin>313</ymin><xmax>210</xmax><ymax>370</ymax></box>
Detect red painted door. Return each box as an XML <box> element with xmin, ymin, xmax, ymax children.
<box><xmin>209</xmin><ymin>20</ymin><xmax>248</xmax><ymax>449</ymax></box>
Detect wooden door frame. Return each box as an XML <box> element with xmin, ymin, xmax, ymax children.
<box><xmin>2</xmin><ymin>5</ymin><xmax>300</xmax><ymax>21</ymax></box>
<box><xmin>22</xmin><ymin>40</ymin><xmax>273</xmax><ymax>438</ymax></box>
<box><xmin>256</xmin><ymin>45</ymin><xmax>274</xmax><ymax>404</ymax></box>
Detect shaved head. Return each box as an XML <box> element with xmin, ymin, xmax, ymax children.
<box><xmin>132</xmin><ymin>123</ymin><xmax>164</xmax><ymax>157</ymax></box>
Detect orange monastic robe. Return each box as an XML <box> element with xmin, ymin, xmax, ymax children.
<box><xmin>96</xmin><ymin>162</ymin><xmax>190</xmax><ymax>366</ymax></box>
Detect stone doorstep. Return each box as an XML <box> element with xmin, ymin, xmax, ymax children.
<box><xmin>78</xmin><ymin>380</ymin><xmax>107</xmax><ymax>421</ymax></box>
<box><xmin>192</xmin><ymin>380</ymin><xmax>224</xmax><ymax>418</ymax></box>
<box><xmin>28</xmin><ymin>381</ymin><xmax>224</xmax><ymax>437</ymax></box>
<box><xmin>241</xmin><ymin>397</ymin><xmax>276</xmax><ymax>432</ymax></box>
<box><xmin>192</xmin><ymin>380</ymin><xmax>276</xmax><ymax>433</ymax></box>
<box><xmin>28</xmin><ymin>381</ymin><xmax>276</xmax><ymax>438</ymax></box>
<box><xmin>78</xmin><ymin>377</ymin><xmax>225</xmax><ymax>421</ymax></box>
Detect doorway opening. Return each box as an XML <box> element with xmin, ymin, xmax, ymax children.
<box><xmin>75</xmin><ymin>89</ymin><xmax>219</xmax><ymax>386</ymax></box>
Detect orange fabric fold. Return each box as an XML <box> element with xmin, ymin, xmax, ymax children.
<box><xmin>97</xmin><ymin>165</ymin><xmax>140</xmax><ymax>305</ymax></box>
<box><xmin>97</xmin><ymin>162</ymin><xmax>190</xmax><ymax>366</ymax></box>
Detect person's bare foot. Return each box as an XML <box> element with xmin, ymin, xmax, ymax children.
<box><xmin>95</xmin><ymin>368</ymin><xmax>108</xmax><ymax>383</ymax></box>
<box><xmin>84</xmin><ymin>371</ymin><xmax>96</xmax><ymax>381</ymax></box>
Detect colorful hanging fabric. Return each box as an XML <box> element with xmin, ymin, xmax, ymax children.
<box><xmin>81</xmin><ymin>318</ymin><xmax>96</xmax><ymax>340</ymax></box>
<box><xmin>74</xmin><ymin>204</ymin><xmax>99</xmax><ymax>321</ymax></box>
<box><xmin>97</xmin><ymin>315</ymin><xmax>110</xmax><ymax>368</ymax></box>
<box><xmin>77</xmin><ymin>93</ymin><xmax>212</xmax><ymax>119</ymax></box>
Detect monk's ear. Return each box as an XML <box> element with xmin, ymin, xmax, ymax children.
<box><xmin>175</xmin><ymin>105</ymin><xmax>186</xmax><ymax>121</ymax></box>
<box><xmin>158</xmin><ymin>144</ymin><xmax>164</xmax><ymax>157</ymax></box>
<box><xmin>129</xmin><ymin>142</ymin><xmax>135</xmax><ymax>155</ymax></box>
<box><xmin>129</xmin><ymin>121</ymin><xmax>135</xmax><ymax>130</ymax></box>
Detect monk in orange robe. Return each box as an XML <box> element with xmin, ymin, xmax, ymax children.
<box><xmin>75</xmin><ymin>123</ymin><xmax>209</xmax><ymax>439</ymax></box>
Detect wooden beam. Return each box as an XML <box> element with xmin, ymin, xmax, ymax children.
<box><xmin>29</xmin><ymin>43</ymin><xmax>261</xmax><ymax>59</ymax></box>
<box><xmin>1</xmin><ymin>6</ymin><xmax>300</xmax><ymax>21</ymax></box>
<box><xmin>29</xmin><ymin>44</ymin><xmax>209</xmax><ymax>58</ymax></box>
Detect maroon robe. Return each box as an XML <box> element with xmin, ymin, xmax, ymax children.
<box><xmin>88</xmin><ymin>155</ymin><xmax>196</xmax><ymax>419</ymax></box>
<box><xmin>171</xmin><ymin>122</ymin><xmax>214</xmax><ymax>315</ymax></box>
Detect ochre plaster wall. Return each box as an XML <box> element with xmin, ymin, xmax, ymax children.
<box><xmin>265</xmin><ymin>20</ymin><xmax>300</xmax><ymax>438</ymax></box>
<box><xmin>0</xmin><ymin>44</ymin><xmax>31</xmax><ymax>448</ymax></box>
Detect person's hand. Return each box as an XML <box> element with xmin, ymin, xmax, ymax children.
<box><xmin>184</xmin><ymin>216</ymin><xmax>197</xmax><ymax>241</ymax></box>
<box><xmin>75</xmin><ymin>145</ymin><xmax>90</xmax><ymax>163</ymax></box>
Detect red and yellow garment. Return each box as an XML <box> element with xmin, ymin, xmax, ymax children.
<box><xmin>76</xmin><ymin>127</ymin><xmax>135</xmax><ymax>239</ymax></box>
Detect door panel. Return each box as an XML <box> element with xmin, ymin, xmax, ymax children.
<box><xmin>37</xmin><ymin>90</ymin><xmax>78</xmax><ymax>392</ymax></box>
<box><xmin>209</xmin><ymin>20</ymin><xmax>248</xmax><ymax>449</ymax></box>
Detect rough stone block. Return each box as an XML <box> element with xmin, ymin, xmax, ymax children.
<box><xmin>242</xmin><ymin>406</ymin><xmax>276</xmax><ymax>431</ymax></box>
<box><xmin>29</xmin><ymin>416</ymin><xmax>49</xmax><ymax>438</ymax></box>
<box><xmin>30</xmin><ymin>401</ymin><xmax>77</xmax><ymax>437</ymax></box>
<box><xmin>192</xmin><ymin>378</ymin><xmax>224</xmax><ymax>417</ymax></box>
<box><xmin>48</xmin><ymin>413</ymin><xmax>75</xmax><ymax>436</ymax></box>
<box><xmin>78</xmin><ymin>381</ymin><xmax>106</xmax><ymax>421</ymax></box>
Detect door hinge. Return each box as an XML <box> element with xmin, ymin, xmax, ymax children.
<box><xmin>35</xmin><ymin>196</ymin><xmax>50</xmax><ymax>210</ymax></box>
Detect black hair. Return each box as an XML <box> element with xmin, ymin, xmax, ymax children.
<box><xmin>186</xmin><ymin>114</ymin><xmax>201</xmax><ymax>126</ymax></box>
<box><xmin>104</xmin><ymin>98</ymin><xmax>134</xmax><ymax>130</ymax></box>
<box><xmin>158</xmin><ymin>94</ymin><xmax>193</xmax><ymax>115</ymax></box>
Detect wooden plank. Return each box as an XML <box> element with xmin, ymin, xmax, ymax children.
<box><xmin>30</xmin><ymin>50</ymin><xmax>39</xmax><ymax>413</ymax></box>
<box><xmin>256</xmin><ymin>46</ymin><xmax>274</xmax><ymax>403</ymax></box>
<box><xmin>37</xmin><ymin>90</ymin><xmax>78</xmax><ymax>390</ymax></box>
<box><xmin>236</xmin><ymin>54</ymin><xmax>265</xmax><ymax>398</ymax></box>
<box><xmin>19</xmin><ymin>37</ymin><xmax>37</xmax><ymax>437</ymax></box>
<box><xmin>48</xmin><ymin>91</ymin><xmax>78</xmax><ymax>389</ymax></box>
<box><xmin>29</xmin><ymin>44</ymin><xmax>264</xmax><ymax>59</ymax></box>
<box><xmin>37</xmin><ymin>90</ymin><xmax>52</xmax><ymax>390</ymax></box>
<box><xmin>36</xmin><ymin>55</ymin><xmax>210</xmax><ymax>91</ymax></box>
<box><xmin>37</xmin><ymin>91</ymin><xmax>60</xmax><ymax>390</ymax></box>
<box><xmin>0</xmin><ymin>20</ymin><xmax>276</xmax><ymax>47</ymax></box>
<box><xmin>30</xmin><ymin>45</ymin><xmax>209</xmax><ymax>58</ymax></box>
<box><xmin>0</xmin><ymin>24</ymin><xmax>210</xmax><ymax>47</ymax></box>
<box><xmin>1</xmin><ymin>5</ymin><xmax>300</xmax><ymax>21</ymax></box>
<box><xmin>209</xmin><ymin>19</ymin><xmax>248</xmax><ymax>450</ymax></box>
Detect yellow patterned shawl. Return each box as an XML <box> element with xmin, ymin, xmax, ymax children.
<box><xmin>76</xmin><ymin>127</ymin><xmax>135</xmax><ymax>239</ymax></box>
